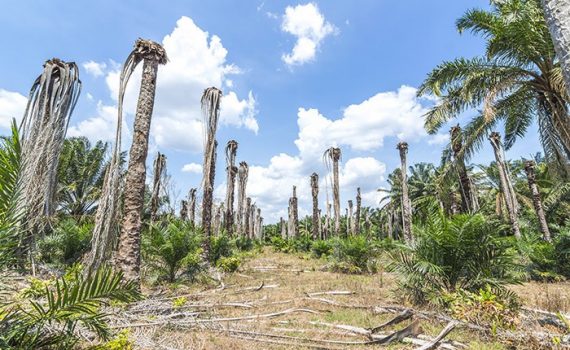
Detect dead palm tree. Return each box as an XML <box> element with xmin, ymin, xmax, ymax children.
<box><xmin>324</xmin><ymin>203</ymin><xmax>332</xmax><ymax>239</ymax></box>
<box><xmin>310</xmin><ymin>173</ymin><xmax>319</xmax><ymax>239</ymax></box>
<box><xmin>200</xmin><ymin>87</ymin><xmax>222</xmax><ymax>259</ymax></box>
<box><xmin>355</xmin><ymin>187</ymin><xmax>361</xmax><ymax>235</ymax></box>
<box><xmin>244</xmin><ymin>197</ymin><xmax>252</xmax><ymax>238</ymax></box>
<box><xmin>397</xmin><ymin>142</ymin><xmax>413</xmax><ymax>243</ymax></box>
<box><xmin>17</xmin><ymin>58</ymin><xmax>81</xmax><ymax>268</ymax></box>
<box><xmin>236</xmin><ymin>161</ymin><xmax>248</xmax><ymax>236</ymax></box>
<box><xmin>288</xmin><ymin>186</ymin><xmax>299</xmax><ymax>238</ymax></box>
<box><xmin>180</xmin><ymin>200</ymin><xmax>188</xmax><ymax>220</ymax></box>
<box><xmin>150</xmin><ymin>152</ymin><xmax>166</xmax><ymax>221</ymax></box>
<box><xmin>347</xmin><ymin>200</ymin><xmax>354</xmax><ymax>236</ymax></box>
<box><xmin>450</xmin><ymin>125</ymin><xmax>479</xmax><ymax>213</ymax></box>
<box><xmin>280</xmin><ymin>217</ymin><xmax>287</xmax><ymax>239</ymax></box>
<box><xmin>188</xmin><ymin>188</ymin><xmax>197</xmax><ymax>226</ymax></box>
<box><xmin>542</xmin><ymin>0</ymin><xmax>570</xmax><ymax>97</ymax></box>
<box><xmin>524</xmin><ymin>160</ymin><xmax>552</xmax><ymax>241</ymax></box>
<box><xmin>213</xmin><ymin>202</ymin><xmax>223</xmax><ymax>236</ymax></box>
<box><xmin>249</xmin><ymin>202</ymin><xmax>256</xmax><ymax>238</ymax></box>
<box><xmin>489</xmin><ymin>132</ymin><xmax>521</xmax><ymax>239</ymax></box>
<box><xmin>324</xmin><ymin>147</ymin><xmax>341</xmax><ymax>235</ymax></box>
<box><xmin>115</xmin><ymin>39</ymin><xmax>167</xmax><ymax>283</ymax></box>
<box><xmin>224</xmin><ymin>140</ymin><xmax>238</xmax><ymax>235</ymax></box>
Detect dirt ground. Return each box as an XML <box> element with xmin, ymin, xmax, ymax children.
<box><xmin>115</xmin><ymin>248</ymin><xmax>570</xmax><ymax>349</ymax></box>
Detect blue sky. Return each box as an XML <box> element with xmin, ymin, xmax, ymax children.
<box><xmin>0</xmin><ymin>1</ymin><xmax>542</xmax><ymax>222</ymax></box>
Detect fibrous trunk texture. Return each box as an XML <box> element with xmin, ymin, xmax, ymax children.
<box><xmin>288</xmin><ymin>186</ymin><xmax>299</xmax><ymax>238</ymax></box>
<box><xmin>150</xmin><ymin>152</ymin><xmax>166</xmax><ymax>221</ymax></box>
<box><xmin>180</xmin><ymin>200</ymin><xmax>188</xmax><ymax>220</ymax></box>
<box><xmin>450</xmin><ymin>126</ymin><xmax>479</xmax><ymax>213</ymax></box>
<box><xmin>117</xmin><ymin>39</ymin><xmax>167</xmax><ymax>284</ymax></box>
<box><xmin>200</xmin><ymin>87</ymin><xmax>222</xmax><ymax>260</ymax></box>
<box><xmin>331</xmin><ymin>148</ymin><xmax>341</xmax><ymax>236</ymax></box>
<box><xmin>213</xmin><ymin>202</ymin><xmax>223</xmax><ymax>236</ymax></box>
<box><xmin>280</xmin><ymin>217</ymin><xmax>287</xmax><ymax>239</ymax></box>
<box><xmin>489</xmin><ymin>132</ymin><xmax>521</xmax><ymax>239</ymax></box>
<box><xmin>542</xmin><ymin>0</ymin><xmax>570</xmax><ymax>98</ymax></box>
<box><xmin>18</xmin><ymin>58</ymin><xmax>81</xmax><ymax>268</ymax></box>
<box><xmin>224</xmin><ymin>140</ymin><xmax>238</xmax><ymax>236</ymax></box>
<box><xmin>524</xmin><ymin>160</ymin><xmax>552</xmax><ymax>241</ymax></box>
<box><xmin>324</xmin><ymin>203</ymin><xmax>332</xmax><ymax>239</ymax></box>
<box><xmin>355</xmin><ymin>187</ymin><xmax>361</xmax><ymax>235</ymax></box>
<box><xmin>236</xmin><ymin>162</ymin><xmax>248</xmax><ymax>237</ymax></box>
<box><xmin>244</xmin><ymin>197</ymin><xmax>252</xmax><ymax>239</ymax></box>
<box><xmin>397</xmin><ymin>142</ymin><xmax>413</xmax><ymax>243</ymax></box>
<box><xmin>188</xmin><ymin>188</ymin><xmax>197</xmax><ymax>226</ymax></box>
<box><xmin>310</xmin><ymin>173</ymin><xmax>319</xmax><ymax>239</ymax></box>
<box><xmin>347</xmin><ymin>200</ymin><xmax>354</xmax><ymax>236</ymax></box>
<box><xmin>249</xmin><ymin>203</ymin><xmax>256</xmax><ymax>238</ymax></box>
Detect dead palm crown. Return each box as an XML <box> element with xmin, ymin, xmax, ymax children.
<box><xmin>200</xmin><ymin>87</ymin><xmax>222</xmax><ymax>259</ymax></box>
<box><xmin>323</xmin><ymin>147</ymin><xmax>341</xmax><ymax>236</ymax></box>
<box><xmin>17</xmin><ymin>58</ymin><xmax>81</xmax><ymax>267</ymax></box>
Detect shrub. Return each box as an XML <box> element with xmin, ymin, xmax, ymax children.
<box><xmin>217</xmin><ymin>256</ymin><xmax>241</xmax><ymax>273</ymax></box>
<box><xmin>270</xmin><ymin>236</ymin><xmax>292</xmax><ymax>253</ymax></box>
<box><xmin>311</xmin><ymin>240</ymin><xmax>333</xmax><ymax>258</ymax></box>
<box><xmin>37</xmin><ymin>219</ymin><xmax>93</xmax><ymax>266</ymax></box>
<box><xmin>97</xmin><ymin>330</ymin><xmax>134</xmax><ymax>350</ymax></box>
<box><xmin>209</xmin><ymin>234</ymin><xmax>233</xmax><ymax>264</ymax></box>
<box><xmin>517</xmin><ymin>230</ymin><xmax>570</xmax><ymax>281</ymax></box>
<box><xmin>291</xmin><ymin>234</ymin><xmax>312</xmax><ymax>253</ymax></box>
<box><xmin>142</xmin><ymin>220</ymin><xmax>202</xmax><ymax>282</ymax></box>
<box><xmin>234</xmin><ymin>236</ymin><xmax>254</xmax><ymax>251</ymax></box>
<box><xmin>329</xmin><ymin>236</ymin><xmax>378</xmax><ymax>274</ymax></box>
<box><xmin>389</xmin><ymin>212</ymin><xmax>520</xmax><ymax>306</ymax></box>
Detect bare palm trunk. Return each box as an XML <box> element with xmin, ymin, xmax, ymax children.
<box><xmin>249</xmin><ymin>203</ymin><xmax>256</xmax><ymax>239</ymax></box>
<box><xmin>280</xmin><ymin>217</ymin><xmax>287</xmax><ymax>239</ymax></box>
<box><xmin>347</xmin><ymin>200</ymin><xmax>353</xmax><ymax>236</ymax></box>
<box><xmin>524</xmin><ymin>160</ymin><xmax>552</xmax><ymax>241</ymax></box>
<box><xmin>200</xmin><ymin>87</ymin><xmax>222</xmax><ymax>260</ymax></box>
<box><xmin>213</xmin><ymin>202</ymin><xmax>223</xmax><ymax>236</ymax></box>
<box><xmin>116</xmin><ymin>39</ymin><xmax>167</xmax><ymax>283</ymax></box>
<box><xmin>188</xmin><ymin>188</ymin><xmax>197</xmax><ymax>226</ymax></box>
<box><xmin>450</xmin><ymin>126</ymin><xmax>479</xmax><ymax>213</ymax></box>
<box><xmin>244</xmin><ymin>197</ymin><xmax>251</xmax><ymax>239</ymax></box>
<box><xmin>180</xmin><ymin>200</ymin><xmax>188</xmax><ymax>220</ymax></box>
<box><xmin>150</xmin><ymin>152</ymin><xmax>166</xmax><ymax>221</ymax></box>
<box><xmin>397</xmin><ymin>142</ymin><xmax>413</xmax><ymax>243</ymax></box>
<box><xmin>542</xmin><ymin>0</ymin><xmax>570</xmax><ymax>98</ymax></box>
<box><xmin>318</xmin><ymin>209</ymin><xmax>323</xmax><ymax>239</ymax></box>
<box><xmin>355</xmin><ymin>187</ymin><xmax>361</xmax><ymax>235</ymax></box>
<box><xmin>255</xmin><ymin>208</ymin><xmax>262</xmax><ymax>239</ymax></box>
<box><xmin>236</xmin><ymin>162</ymin><xmax>248</xmax><ymax>237</ymax></box>
<box><xmin>324</xmin><ymin>203</ymin><xmax>332</xmax><ymax>239</ymax></box>
<box><xmin>332</xmin><ymin>149</ymin><xmax>341</xmax><ymax>236</ymax></box>
<box><xmin>310</xmin><ymin>173</ymin><xmax>319</xmax><ymax>240</ymax></box>
<box><xmin>489</xmin><ymin>132</ymin><xmax>521</xmax><ymax>239</ymax></box>
<box><xmin>364</xmin><ymin>210</ymin><xmax>371</xmax><ymax>237</ymax></box>
<box><xmin>224</xmin><ymin>141</ymin><xmax>238</xmax><ymax>236</ymax></box>
<box><xmin>288</xmin><ymin>186</ymin><xmax>299</xmax><ymax>238</ymax></box>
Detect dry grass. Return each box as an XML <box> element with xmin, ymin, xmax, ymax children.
<box><xmin>122</xmin><ymin>248</ymin><xmax>570</xmax><ymax>349</ymax></box>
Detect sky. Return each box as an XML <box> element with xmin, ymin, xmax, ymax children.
<box><xmin>0</xmin><ymin>1</ymin><xmax>543</xmax><ymax>223</ymax></box>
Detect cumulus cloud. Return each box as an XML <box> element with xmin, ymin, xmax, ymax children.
<box><xmin>71</xmin><ymin>16</ymin><xmax>258</xmax><ymax>152</ymax></box>
<box><xmin>0</xmin><ymin>89</ymin><xmax>27</xmax><ymax>130</ymax></box>
<box><xmin>181</xmin><ymin>162</ymin><xmax>203</xmax><ymax>174</ymax></box>
<box><xmin>82</xmin><ymin>61</ymin><xmax>107</xmax><ymax>77</ymax></box>
<box><xmin>427</xmin><ymin>132</ymin><xmax>450</xmax><ymax>145</ymax></box>
<box><xmin>67</xmin><ymin>102</ymin><xmax>131</xmax><ymax>143</ymax></box>
<box><xmin>281</xmin><ymin>3</ymin><xmax>336</xmax><ymax>66</ymax></box>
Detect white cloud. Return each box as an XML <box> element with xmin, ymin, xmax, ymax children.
<box><xmin>0</xmin><ymin>89</ymin><xmax>27</xmax><ymax>130</ymax></box>
<box><xmin>182</xmin><ymin>162</ymin><xmax>203</xmax><ymax>174</ymax></box>
<box><xmin>281</xmin><ymin>3</ymin><xmax>336</xmax><ymax>66</ymax></box>
<box><xmin>75</xmin><ymin>16</ymin><xmax>258</xmax><ymax>154</ymax></box>
<box><xmin>428</xmin><ymin>132</ymin><xmax>450</xmax><ymax>145</ymax></box>
<box><xmin>82</xmin><ymin>61</ymin><xmax>107</xmax><ymax>77</ymax></box>
<box><xmin>67</xmin><ymin>101</ymin><xmax>130</xmax><ymax>143</ymax></box>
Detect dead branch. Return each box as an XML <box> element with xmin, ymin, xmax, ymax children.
<box><xmin>414</xmin><ymin>321</ymin><xmax>458</xmax><ymax>350</ymax></box>
<box><xmin>306</xmin><ymin>290</ymin><xmax>354</xmax><ymax>297</ymax></box>
<box><xmin>370</xmin><ymin>309</ymin><xmax>414</xmax><ymax>333</ymax></box>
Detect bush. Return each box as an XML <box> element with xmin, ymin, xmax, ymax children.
<box><xmin>311</xmin><ymin>240</ymin><xmax>333</xmax><ymax>258</ymax></box>
<box><xmin>518</xmin><ymin>230</ymin><xmax>570</xmax><ymax>281</ymax></box>
<box><xmin>233</xmin><ymin>236</ymin><xmax>254</xmax><ymax>251</ymax></box>
<box><xmin>270</xmin><ymin>236</ymin><xmax>292</xmax><ymax>253</ymax></box>
<box><xmin>217</xmin><ymin>256</ymin><xmax>241</xmax><ymax>273</ymax></box>
<box><xmin>329</xmin><ymin>236</ymin><xmax>378</xmax><ymax>274</ymax></box>
<box><xmin>209</xmin><ymin>234</ymin><xmax>233</xmax><ymax>264</ymax></box>
<box><xmin>37</xmin><ymin>219</ymin><xmax>93</xmax><ymax>266</ymax></box>
<box><xmin>389</xmin><ymin>212</ymin><xmax>520</xmax><ymax>306</ymax></box>
<box><xmin>142</xmin><ymin>220</ymin><xmax>202</xmax><ymax>282</ymax></box>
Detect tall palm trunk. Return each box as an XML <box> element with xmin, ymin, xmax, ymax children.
<box><xmin>249</xmin><ymin>203</ymin><xmax>256</xmax><ymax>238</ymax></box>
<box><xmin>224</xmin><ymin>140</ymin><xmax>238</xmax><ymax>236</ymax></box>
<box><xmin>244</xmin><ymin>197</ymin><xmax>252</xmax><ymax>238</ymax></box>
<box><xmin>280</xmin><ymin>217</ymin><xmax>287</xmax><ymax>239</ymax></box>
<box><xmin>324</xmin><ymin>203</ymin><xmax>331</xmax><ymax>239</ymax></box>
<box><xmin>364</xmin><ymin>209</ymin><xmax>371</xmax><ymax>237</ymax></box>
<box><xmin>213</xmin><ymin>203</ymin><xmax>223</xmax><ymax>236</ymax></box>
<box><xmin>542</xmin><ymin>0</ymin><xmax>570</xmax><ymax>97</ymax></box>
<box><xmin>324</xmin><ymin>147</ymin><xmax>341</xmax><ymax>235</ymax></box>
<box><xmin>397</xmin><ymin>142</ymin><xmax>413</xmax><ymax>243</ymax></box>
<box><xmin>255</xmin><ymin>208</ymin><xmax>262</xmax><ymax>239</ymax></box>
<box><xmin>17</xmin><ymin>58</ymin><xmax>81</xmax><ymax>270</ymax></box>
<box><xmin>288</xmin><ymin>186</ymin><xmax>299</xmax><ymax>238</ymax></box>
<box><xmin>310</xmin><ymin>173</ymin><xmax>319</xmax><ymax>239</ymax></box>
<box><xmin>116</xmin><ymin>39</ymin><xmax>167</xmax><ymax>283</ymax></box>
<box><xmin>318</xmin><ymin>209</ymin><xmax>323</xmax><ymax>239</ymax></box>
<box><xmin>150</xmin><ymin>152</ymin><xmax>166</xmax><ymax>221</ymax></box>
<box><xmin>347</xmin><ymin>200</ymin><xmax>354</xmax><ymax>236</ymax></box>
<box><xmin>200</xmin><ymin>87</ymin><xmax>222</xmax><ymax>260</ymax></box>
<box><xmin>489</xmin><ymin>132</ymin><xmax>521</xmax><ymax>239</ymax></box>
<box><xmin>524</xmin><ymin>160</ymin><xmax>552</xmax><ymax>241</ymax></box>
<box><xmin>450</xmin><ymin>125</ymin><xmax>479</xmax><ymax>213</ymax></box>
<box><xmin>188</xmin><ymin>188</ymin><xmax>197</xmax><ymax>226</ymax></box>
<box><xmin>236</xmin><ymin>162</ymin><xmax>248</xmax><ymax>237</ymax></box>
<box><xmin>355</xmin><ymin>187</ymin><xmax>361</xmax><ymax>235</ymax></box>
<box><xmin>180</xmin><ymin>200</ymin><xmax>188</xmax><ymax>220</ymax></box>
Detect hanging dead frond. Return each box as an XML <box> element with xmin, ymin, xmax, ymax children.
<box><xmin>17</xmin><ymin>58</ymin><xmax>81</xmax><ymax>265</ymax></box>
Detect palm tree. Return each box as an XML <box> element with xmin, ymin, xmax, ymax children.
<box><xmin>310</xmin><ymin>172</ymin><xmax>319</xmax><ymax>239</ymax></box>
<box><xmin>288</xmin><ymin>186</ymin><xmax>299</xmax><ymax>238</ymax></box>
<box><xmin>347</xmin><ymin>200</ymin><xmax>354</xmax><ymax>236</ymax></box>
<box><xmin>180</xmin><ymin>199</ymin><xmax>188</xmax><ymax>220</ymax></box>
<box><xmin>224</xmin><ymin>140</ymin><xmax>238</xmax><ymax>235</ymax></box>
<box><xmin>280</xmin><ymin>217</ymin><xmax>287</xmax><ymax>239</ymax></box>
<box><xmin>17</xmin><ymin>58</ymin><xmax>81</xmax><ymax>267</ymax></box>
<box><xmin>378</xmin><ymin>168</ymin><xmax>403</xmax><ymax>239</ymax></box>
<box><xmin>116</xmin><ymin>39</ymin><xmax>168</xmax><ymax>283</ymax></box>
<box><xmin>324</xmin><ymin>147</ymin><xmax>341</xmax><ymax>235</ymax></box>
<box><xmin>450</xmin><ymin>125</ymin><xmax>479</xmax><ymax>213</ymax></box>
<box><xmin>56</xmin><ymin>137</ymin><xmax>109</xmax><ymax>217</ymax></box>
<box><xmin>524</xmin><ymin>160</ymin><xmax>552</xmax><ymax>241</ymax></box>
<box><xmin>244</xmin><ymin>197</ymin><xmax>252</xmax><ymax>238</ymax></box>
<box><xmin>397</xmin><ymin>142</ymin><xmax>413</xmax><ymax>242</ymax></box>
<box><xmin>542</xmin><ymin>0</ymin><xmax>570</xmax><ymax>96</ymax></box>
<box><xmin>418</xmin><ymin>0</ymin><xmax>570</xmax><ymax>175</ymax></box>
<box><xmin>200</xmin><ymin>87</ymin><xmax>222</xmax><ymax>260</ymax></box>
<box><xmin>236</xmin><ymin>161</ymin><xmax>248</xmax><ymax>236</ymax></box>
<box><xmin>489</xmin><ymin>132</ymin><xmax>521</xmax><ymax>238</ymax></box>
<box><xmin>355</xmin><ymin>187</ymin><xmax>361</xmax><ymax>235</ymax></box>
<box><xmin>150</xmin><ymin>152</ymin><xmax>166</xmax><ymax>221</ymax></box>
